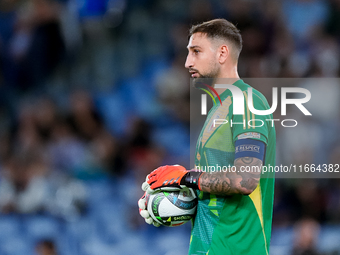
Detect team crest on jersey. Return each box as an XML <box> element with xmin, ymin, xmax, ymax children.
<box><xmin>237</xmin><ymin>132</ymin><xmax>260</xmax><ymax>140</ymax></box>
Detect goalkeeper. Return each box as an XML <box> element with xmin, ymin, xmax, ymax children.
<box><xmin>139</xmin><ymin>19</ymin><xmax>276</xmax><ymax>255</ymax></box>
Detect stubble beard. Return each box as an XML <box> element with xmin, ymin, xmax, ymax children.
<box><xmin>195</xmin><ymin>62</ymin><xmax>220</xmax><ymax>87</ymax></box>
<box><xmin>198</xmin><ymin>59</ymin><xmax>220</xmax><ymax>78</ymax></box>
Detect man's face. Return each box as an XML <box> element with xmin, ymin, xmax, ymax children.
<box><xmin>185</xmin><ymin>32</ymin><xmax>220</xmax><ymax>78</ymax></box>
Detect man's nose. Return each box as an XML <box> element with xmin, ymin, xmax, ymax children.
<box><xmin>185</xmin><ymin>54</ymin><xmax>193</xmax><ymax>69</ymax></box>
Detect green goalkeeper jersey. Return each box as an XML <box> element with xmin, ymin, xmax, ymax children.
<box><xmin>189</xmin><ymin>79</ymin><xmax>276</xmax><ymax>255</ymax></box>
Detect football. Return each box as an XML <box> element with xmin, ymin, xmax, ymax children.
<box><xmin>146</xmin><ymin>188</ymin><xmax>198</xmax><ymax>227</ymax></box>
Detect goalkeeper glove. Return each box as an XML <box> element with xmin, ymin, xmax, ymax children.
<box><xmin>142</xmin><ymin>165</ymin><xmax>203</xmax><ymax>194</ymax></box>
<box><xmin>138</xmin><ymin>192</ymin><xmax>160</xmax><ymax>227</ymax></box>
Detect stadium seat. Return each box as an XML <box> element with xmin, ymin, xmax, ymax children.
<box><xmin>0</xmin><ymin>235</ymin><xmax>33</xmax><ymax>255</ymax></box>
<box><xmin>270</xmin><ymin>226</ymin><xmax>294</xmax><ymax>246</ymax></box>
<box><xmin>317</xmin><ymin>225</ymin><xmax>340</xmax><ymax>253</ymax></box>
<box><xmin>22</xmin><ymin>215</ymin><xmax>60</xmax><ymax>241</ymax></box>
<box><xmin>0</xmin><ymin>215</ymin><xmax>22</xmax><ymax>242</ymax></box>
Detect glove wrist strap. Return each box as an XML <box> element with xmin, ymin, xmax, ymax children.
<box><xmin>181</xmin><ymin>171</ymin><xmax>203</xmax><ymax>190</ymax></box>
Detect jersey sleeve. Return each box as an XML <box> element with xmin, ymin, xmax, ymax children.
<box><xmin>231</xmin><ymin>90</ymin><xmax>271</xmax><ymax>145</ymax></box>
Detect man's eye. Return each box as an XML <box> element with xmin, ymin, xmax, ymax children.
<box><xmin>194</xmin><ymin>50</ymin><xmax>199</xmax><ymax>54</ymax></box>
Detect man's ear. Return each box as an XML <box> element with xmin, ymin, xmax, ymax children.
<box><xmin>218</xmin><ymin>45</ymin><xmax>229</xmax><ymax>64</ymax></box>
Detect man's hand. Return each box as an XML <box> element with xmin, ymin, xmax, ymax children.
<box><xmin>143</xmin><ymin>165</ymin><xmax>188</xmax><ymax>194</ymax></box>
<box><xmin>138</xmin><ymin>193</ymin><xmax>160</xmax><ymax>227</ymax></box>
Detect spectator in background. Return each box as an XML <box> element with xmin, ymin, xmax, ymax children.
<box><xmin>0</xmin><ymin>149</ymin><xmax>49</xmax><ymax>214</ymax></box>
<box><xmin>35</xmin><ymin>239</ymin><xmax>58</xmax><ymax>255</ymax></box>
<box><xmin>127</xmin><ymin>118</ymin><xmax>164</xmax><ymax>181</ymax></box>
<box><xmin>65</xmin><ymin>90</ymin><xmax>124</xmax><ymax>177</ymax></box>
<box><xmin>155</xmin><ymin>53</ymin><xmax>190</xmax><ymax>123</ymax></box>
<box><xmin>0</xmin><ymin>94</ymin><xmax>88</xmax><ymax>219</ymax></box>
<box><xmin>282</xmin><ymin>0</ymin><xmax>328</xmax><ymax>42</ymax></box>
<box><xmin>325</xmin><ymin>0</ymin><xmax>340</xmax><ymax>40</ymax></box>
<box><xmin>5</xmin><ymin>0</ymin><xmax>65</xmax><ymax>90</ymax></box>
<box><xmin>67</xmin><ymin>90</ymin><xmax>104</xmax><ymax>142</ymax></box>
<box><xmin>34</xmin><ymin>97</ymin><xmax>59</xmax><ymax>144</ymax></box>
<box><xmin>292</xmin><ymin>218</ymin><xmax>321</xmax><ymax>255</ymax></box>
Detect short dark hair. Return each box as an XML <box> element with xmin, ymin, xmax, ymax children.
<box><xmin>189</xmin><ymin>19</ymin><xmax>243</xmax><ymax>59</ymax></box>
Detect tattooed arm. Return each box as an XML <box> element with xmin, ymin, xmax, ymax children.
<box><xmin>199</xmin><ymin>157</ymin><xmax>262</xmax><ymax>196</ymax></box>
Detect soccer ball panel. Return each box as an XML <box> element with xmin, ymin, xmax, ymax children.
<box><xmin>147</xmin><ymin>188</ymin><xmax>198</xmax><ymax>227</ymax></box>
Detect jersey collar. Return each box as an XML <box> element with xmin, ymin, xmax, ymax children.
<box><xmin>216</xmin><ymin>79</ymin><xmax>245</xmax><ymax>102</ymax></box>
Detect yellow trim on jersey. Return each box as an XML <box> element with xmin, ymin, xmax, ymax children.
<box><xmin>209</xmin><ymin>195</ymin><xmax>218</xmax><ymax>216</ymax></box>
<box><xmin>204</xmin><ymin>151</ymin><xmax>209</xmax><ymax>166</ymax></box>
<box><xmin>208</xmin><ymin>194</ymin><xmax>217</xmax><ymax>207</ymax></box>
<box><xmin>210</xmin><ymin>210</ymin><xmax>219</xmax><ymax>217</ymax></box>
<box><xmin>243</xmin><ymin>113</ymin><xmax>246</xmax><ymax>130</ymax></box>
<box><xmin>249</xmin><ymin>184</ymin><xmax>269</xmax><ymax>255</ymax></box>
<box><xmin>252</xmin><ymin>111</ymin><xmax>255</xmax><ymax>129</ymax></box>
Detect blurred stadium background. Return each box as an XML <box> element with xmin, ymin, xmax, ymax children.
<box><xmin>0</xmin><ymin>0</ymin><xmax>340</xmax><ymax>254</ymax></box>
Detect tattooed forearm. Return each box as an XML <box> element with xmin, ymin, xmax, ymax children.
<box><xmin>200</xmin><ymin>174</ymin><xmax>232</xmax><ymax>194</ymax></box>
<box><xmin>236</xmin><ymin>157</ymin><xmax>261</xmax><ymax>192</ymax></box>
<box><xmin>199</xmin><ymin>157</ymin><xmax>262</xmax><ymax>196</ymax></box>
